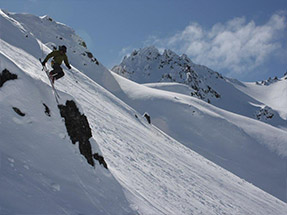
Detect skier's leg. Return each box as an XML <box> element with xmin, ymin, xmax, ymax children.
<box><xmin>49</xmin><ymin>70</ymin><xmax>56</xmax><ymax>83</ymax></box>
<box><xmin>49</xmin><ymin>64</ymin><xmax>58</xmax><ymax>77</ymax></box>
<box><xmin>50</xmin><ymin>64</ymin><xmax>64</xmax><ymax>82</ymax></box>
<box><xmin>54</xmin><ymin>68</ymin><xmax>64</xmax><ymax>80</ymax></box>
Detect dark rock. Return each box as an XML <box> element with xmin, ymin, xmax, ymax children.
<box><xmin>79</xmin><ymin>41</ymin><xmax>87</xmax><ymax>48</ymax></box>
<box><xmin>256</xmin><ymin>106</ymin><xmax>274</xmax><ymax>120</ymax></box>
<box><xmin>78</xmin><ymin>140</ymin><xmax>94</xmax><ymax>166</ymax></box>
<box><xmin>143</xmin><ymin>112</ymin><xmax>151</xmax><ymax>124</ymax></box>
<box><xmin>12</xmin><ymin>107</ymin><xmax>25</xmax><ymax>117</ymax></box>
<box><xmin>84</xmin><ymin>51</ymin><xmax>99</xmax><ymax>65</ymax></box>
<box><xmin>43</xmin><ymin>103</ymin><xmax>51</xmax><ymax>117</ymax></box>
<box><xmin>58</xmin><ymin>100</ymin><xmax>108</xmax><ymax>168</ymax></box>
<box><xmin>58</xmin><ymin>100</ymin><xmax>94</xmax><ymax>166</ymax></box>
<box><xmin>93</xmin><ymin>153</ymin><xmax>108</xmax><ymax>169</ymax></box>
<box><xmin>0</xmin><ymin>69</ymin><xmax>18</xmax><ymax>88</ymax></box>
<box><xmin>85</xmin><ymin>51</ymin><xmax>93</xmax><ymax>59</ymax></box>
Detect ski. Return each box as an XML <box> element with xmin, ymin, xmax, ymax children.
<box><xmin>39</xmin><ymin>59</ymin><xmax>60</xmax><ymax>104</ymax></box>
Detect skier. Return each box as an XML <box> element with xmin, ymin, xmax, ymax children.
<box><xmin>41</xmin><ymin>45</ymin><xmax>71</xmax><ymax>83</ymax></box>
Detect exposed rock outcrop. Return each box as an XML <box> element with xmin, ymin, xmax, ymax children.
<box><xmin>143</xmin><ymin>112</ymin><xmax>151</xmax><ymax>124</ymax></box>
<box><xmin>12</xmin><ymin>107</ymin><xmax>25</xmax><ymax>117</ymax></box>
<box><xmin>0</xmin><ymin>69</ymin><xmax>18</xmax><ymax>87</ymax></box>
<box><xmin>58</xmin><ymin>100</ymin><xmax>107</xmax><ymax>168</ymax></box>
<box><xmin>256</xmin><ymin>106</ymin><xmax>275</xmax><ymax>121</ymax></box>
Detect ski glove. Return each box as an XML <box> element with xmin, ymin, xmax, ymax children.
<box><xmin>67</xmin><ymin>65</ymin><xmax>71</xmax><ymax>69</ymax></box>
<box><xmin>42</xmin><ymin>61</ymin><xmax>46</xmax><ymax>66</ymax></box>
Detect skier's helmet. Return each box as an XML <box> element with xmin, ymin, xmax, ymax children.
<box><xmin>59</xmin><ymin>45</ymin><xmax>67</xmax><ymax>53</ymax></box>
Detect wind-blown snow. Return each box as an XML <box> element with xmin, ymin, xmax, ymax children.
<box><xmin>1</xmin><ymin>9</ymin><xmax>287</xmax><ymax>214</ymax></box>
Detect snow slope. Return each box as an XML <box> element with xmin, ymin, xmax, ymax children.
<box><xmin>233</xmin><ymin>77</ymin><xmax>287</xmax><ymax>121</ymax></box>
<box><xmin>1</xmin><ymin>9</ymin><xmax>287</xmax><ymax>214</ymax></box>
<box><xmin>0</xmin><ymin>52</ymin><xmax>134</xmax><ymax>214</ymax></box>
<box><xmin>104</xmin><ymin>71</ymin><xmax>287</xmax><ymax>202</ymax></box>
<box><xmin>111</xmin><ymin>46</ymin><xmax>287</xmax><ymax>202</ymax></box>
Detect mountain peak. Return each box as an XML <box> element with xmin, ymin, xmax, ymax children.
<box><xmin>163</xmin><ymin>48</ymin><xmax>178</xmax><ymax>59</ymax></box>
<box><xmin>125</xmin><ymin>46</ymin><xmax>160</xmax><ymax>62</ymax></box>
<box><xmin>141</xmin><ymin>46</ymin><xmax>160</xmax><ymax>54</ymax></box>
<box><xmin>113</xmin><ymin>46</ymin><xmax>223</xmax><ymax>103</ymax></box>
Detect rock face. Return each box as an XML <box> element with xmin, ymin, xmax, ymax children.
<box><xmin>112</xmin><ymin>46</ymin><xmax>222</xmax><ymax>103</ymax></box>
<box><xmin>256</xmin><ymin>76</ymin><xmax>280</xmax><ymax>86</ymax></box>
<box><xmin>256</xmin><ymin>106</ymin><xmax>275</xmax><ymax>121</ymax></box>
<box><xmin>58</xmin><ymin>100</ymin><xmax>107</xmax><ymax>168</ymax></box>
<box><xmin>0</xmin><ymin>69</ymin><xmax>18</xmax><ymax>87</ymax></box>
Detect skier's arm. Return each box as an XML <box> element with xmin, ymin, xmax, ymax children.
<box><xmin>42</xmin><ymin>51</ymin><xmax>56</xmax><ymax>64</ymax></box>
<box><xmin>64</xmin><ymin>56</ymin><xmax>71</xmax><ymax>69</ymax></box>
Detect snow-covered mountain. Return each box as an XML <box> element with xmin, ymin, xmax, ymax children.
<box><xmin>112</xmin><ymin>46</ymin><xmax>222</xmax><ymax>103</ymax></box>
<box><xmin>112</xmin><ymin>46</ymin><xmax>287</xmax><ymax>128</ymax></box>
<box><xmin>1</xmin><ymin>9</ymin><xmax>287</xmax><ymax>215</ymax></box>
<box><xmin>111</xmin><ymin>48</ymin><xmax>287</xmax><ymax>201</ymax></box>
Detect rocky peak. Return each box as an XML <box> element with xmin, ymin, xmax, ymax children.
<box><xmin>125</xmin><ymin>46</ymin><xmax>161</xmax><ymax>62</ymax></box>
<box><xmin>256</xmin><ymin>76</ymin><xmax>280</xmax><ymax>86</ymax></box>
<box><xmin>181</xmin><ymin>54</ymin><xmax>191</xmax><ymax>63</ymax></box>
<box><xmin>163</xmin><ymin>49</ymin><xmax>178</xmax><ymax>60</ymax></box>
<box><xmin>113</xmin><ymin>47</ymin><xmax>223</xmax><ymax>103</ymax></box>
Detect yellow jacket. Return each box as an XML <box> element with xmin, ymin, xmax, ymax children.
<box><xmin>43</xmin><ymin>50</ymin><xmax>70</xmax><ymax>68</ymax></box>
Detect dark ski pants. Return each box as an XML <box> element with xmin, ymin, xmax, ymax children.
<box><xmin>50</xmin><ymin>63</ymin><xmax>64</xmax><ymax>80</ymax></box>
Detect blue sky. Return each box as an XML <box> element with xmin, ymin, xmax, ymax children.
<box><xmin>1</xmin><ymin>0</ymin><xmax>287</xmax><ymax>81</ymax></box>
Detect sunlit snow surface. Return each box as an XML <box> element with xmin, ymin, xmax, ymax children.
<box><xmin>1</xmin><ymin>9</ymin><xmax>287</xmax><ymax>214</ymax></box>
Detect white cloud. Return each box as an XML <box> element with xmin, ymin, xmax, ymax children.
<box><xmin>150</xmin><ymin>12</ymin><xmax>287</xmax><ymax>78</ymax></box>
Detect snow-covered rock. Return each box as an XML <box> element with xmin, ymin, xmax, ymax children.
<box><xmin>112</xmin><ymin>46</ymin><xmax>222</xmax><ymax>103</ymax></box>
<box><xmin>255</xmin><ymin>105</ymin><xmax>275</xmax><ymax>121</ymax></box>
<box><xmin>256</xmin><ymin>76</ymin><xmax>280</xmax><ymax>86</ymax></box>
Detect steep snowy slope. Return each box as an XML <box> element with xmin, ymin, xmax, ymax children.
<box><xmin>110</xmin><ymin>46</ymin><xmax>287</xmax><ymax>201</ymax></box>
<box><xmin>7</xmin><ymin>10</ymin><xmax>102</xmax><ymax>77</ymax></box>
<box><xmin>1</xmin><ymin>10</ymin><xmax>287</xmax><ymax>215</ymax></box>
<box><xmin>112</xmin><ymin>46</ymin><xmax>287</xmax><ymax>128</ymax></box>
<box><xmin>105</xmin><ymin>71</ymin><xmax>287</xmax><ymax>202</ymax></box>
<box><xmin>0</xmin><ymin>54</ymin><xmax>135</xmax><ymax>214</ymax></box>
